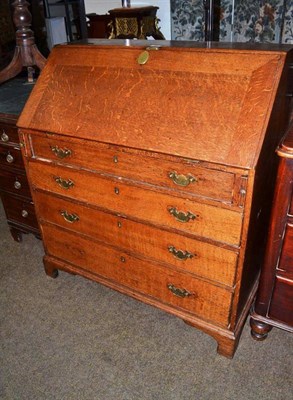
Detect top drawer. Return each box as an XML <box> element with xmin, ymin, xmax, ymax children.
<box><xmin>0</xmin><ymin>122</ymin><xmax>19</xmax><ymax>145</ymax></box>
<box><xmin>28</xmin><ymin>132</ymin><xmax>238</xmax><ymax>204</ymax></box>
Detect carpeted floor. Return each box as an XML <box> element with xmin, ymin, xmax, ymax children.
<box><xmin>0</xmin><ymin>201</ymin><xmax>292</xmax><ymax>400</ymax></box>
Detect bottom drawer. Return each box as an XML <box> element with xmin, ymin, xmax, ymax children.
<box><xmin>42</xmin><ymin>223</ymin><xmax>233</xmax><ymax>327</ymax></box>
<box><xmin>269</xmin><ymin>277</ymin><xmax>293</xmax><ymax>327</ymax></box>
<box><xmin>1</xmin><ymin>193</ymin><xmax>39</xmax><ymax>229</ymax></box>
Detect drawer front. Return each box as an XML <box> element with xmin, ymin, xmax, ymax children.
<box><xmin>29</xmin><ymin>162</ymin><xmax>243</xmax><ymax>245</ymax></box>
<box><xmin>277</xmin><ymin>223</ymin><xmax>293</xmax><ymax>279</ymax></box>
<box><xmin>42</xmin><ymin>223</ymin><xmax>233</xmax><ymax>327</ymax></box>
<box><xmin>29</xmin><ymin>134</ymin><xmax>236</xmax><ymax>203</ymax></box>
<box><xmin>0</xmin><ymin>168</ymin><xmax>32</xmax><ymax>197</ymax></box>
<box><xmin>0</xmin><ymin>145</ymin><xmax>24</xmax><ymax>168</ymax></box>
<box><xmin>268</xmin><ymin>277</ymin><xmax>293</xmax><ymax>327</ymax></box>
<box><xmin>34</xmin><ymin>191</ymin><xmax>238</xmax><ymax>286</ymax></box>
<box><xmin>1</xmin><ymin>193</ymin><xmax>38</xmax><ymax>229</ymax></box>
<box><xmin>0</xmin><ymin>123</ymin><xmax>19</xmax><ymax>144</ymax></box>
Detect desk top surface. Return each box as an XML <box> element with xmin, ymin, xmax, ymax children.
<box><xmin>18</xmin><ymin>41</ymin><xmax>293</xmax><ymax>169</ymax></box>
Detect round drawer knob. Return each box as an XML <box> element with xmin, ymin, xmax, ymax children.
<box><xmin>1</xmin><ymin>131</ymin><xmax>9</xmax><ymax>142</ymax></box>
<box><xmin>21</xmin><ymin>210</ymin><xmax>28</xmax><ymax>218</ymax></box>
<box><xmin>6</xmin><ymin>153</ymin><xmax>14</xmax><ymax>163</ymax></box>
<box><xmin>14</xmin><ymin>180</ymin><xmax>22</xmax><ymax>190</ymax></box>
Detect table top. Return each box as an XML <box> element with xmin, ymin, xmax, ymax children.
<box><xmin>108</xmin><ymin>6</ymin><xmax>158</xmax><ymax>16</ymax></box>
<box><xmin>0</xmin><ymin>78</ymin><xmax>34</xmax><ymax>117</ymax></box>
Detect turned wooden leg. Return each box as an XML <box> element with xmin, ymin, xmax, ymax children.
<box><xmin>0</xmin><ymin>0</ymin><xmax>46</xmax><ymax>85</ymax></box>
<box><xmin>250</xmin><ymin>317</ymin><xmax>273</xmax><ymax>341</ymax></box>
<box><xmin>0</xmin><ymin>48</ymin><xmax>23</xmax><ymax>84</ymax></box>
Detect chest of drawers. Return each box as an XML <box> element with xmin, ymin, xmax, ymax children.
<box><xmin>250</xmin><ymin>121</ymin><xmax>293</xmax><ymax>339</ymax></box>
<box><xmin>0</xmin><ymin>78</ymin><xmax>39</xmax><ymax>241</ymax></box>
<box><xmin>17</xmin><ymin>41</ymin><xmax>293</xmax><ymax>357</ymax></box>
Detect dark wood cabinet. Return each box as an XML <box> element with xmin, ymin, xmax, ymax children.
<box><xmin>0</xmin><ymin>78</ymin><xmax>39</xmax><ymax>241</ymax></box>
<box><xmin>87</xmin><ymin>7</ymin><xmax>165</xmax><ymax>40</ymax></box>
<box><xmin>18</xmin><ymin>41</ymin><xmax>293</xmax><ymax>358</ymax></box>
<box><xmin>250</xmin><ymin>121</ymin><xmax>293</xmax><ymax>339</ymax></box>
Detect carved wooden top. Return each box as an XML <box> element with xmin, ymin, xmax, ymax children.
<box><xmin>17</xmin><ymin>41</ymin><xmax>293</xmax><ymax>169</ymax></box>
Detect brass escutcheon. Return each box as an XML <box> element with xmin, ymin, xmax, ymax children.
<box><xmin>60</xmin><ymin>210</ymin><xmax>79</xmax><ymax>223</ymax></box>
<box><xmin>137</xmin><ymin>50</ymin><xmax>149</xmax><ymax>65</ymax></box>
<box><xmin>168</xmin><ymin>207</ymin><xmax>197</xmax><ymax>223</ymax></box>
<box><xmin>167</xmin><ymin>284</ymin><xmax>193</xmax><ymax>298</ymax></box>
<box><xmin>51</xmin><ymin>145</ymin><xmax>72</xmax><ymax>159</ymax></box>
<box><xmin>54</xmin><ymin>176</ymin><xmax>74</xmax><ymax>190</ymax></box>
<box><xmin>168</xmin><ymin>171</ymin><xmax>197</xmax><ymax>187</ymax></box>
<box><xmin>168</xmin><ymin>246</ymin><xmax>195</xmax><ymax>260</ymax></box>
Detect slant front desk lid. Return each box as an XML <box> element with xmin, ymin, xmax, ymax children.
<box><xmin>17</xmin><ymin>40</ymin><xmax>293</xmax><ymax>169</ymax></box>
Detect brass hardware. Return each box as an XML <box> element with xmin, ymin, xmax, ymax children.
<box><xmin>113</xmin><ymin>155</ymin><xmax>119</xmax><ymax>163</ymax></box>
<box><xmin>114</xmin><ymin>187</ymin><xmax>120</xmax><ymax>195</ymax></box>
<box><xmin>19</xmin><ymin>142</ymin><xmax>25</xmax><ymax>148</ymax></box>
<box><xmin>21</xmin><ymin>210</ymin><xmax>28</xmax><ymax>218</ymax></box>
<box><xmin>137</xmin><ymin>50</ymin><xmax>149</xmax><ymax>65</ymax></box>
<box><xmin>14</xmin><ymin>180</ymin><xmax>21</xmax><ymax>190</ymax></box>
<box><xmin>1</xmin><ymin>131</ymin><xmax>9</xmax><ymax>142</ymax></box>
<box><xmin>6</xmin><ymin>153</ymin><xmax>14</xmax><ymax>163</ymax></box>
<box><xmin>167</xmin><ymin>284</ymin><xmax>193</xmax><ymax>298</ymax></box>
<box><xmin>168</xmin><ymin>207</ymin><xmax>197</xmax><ymax>223</ymax></box>
<box><xmin>168</xmin><ymin>171</ymin><xmax>197</xmax><ymax>187</ymax></box>
<box><xmin>117</xmin><ymin>221</ymin><xmax>122</xmax><ymax>228</ymax></box>
<box><xmin>120</xmin><ymin>256</ymin><xmax>126</xmax><ymax>263</ymax></box>
<box><xmin>51</xmin><ymin>145</ymin><xmax>72</xmax><ymax>159</ymax></box>
<box><xmin>145</xmin><ymin>45</ymin><xmax>161</xmax><ymax>51</ymax></box>
<box><xmin>168</xmin><ymin>246</ymin><xmax>195</xmax><ymax>261</ymax></box>
<box><xmin>54</xmin><ymin>176</ymin><xmax>74</xmax><ymax>190</ymax></box>
<box><xmin>60</xmin><ymin>210</ymin><xmax>79</xmax><ymax>223</ymax></box>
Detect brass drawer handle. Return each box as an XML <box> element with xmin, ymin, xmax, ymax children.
<box><xmin>54</xmin><ymin>176</ymin><xmax>74</xmax><ymax>190</ymax></box>
<box><xmin>168</xmin><ymin>207</ymin><xmax>197</xmax><ymax>223</ymax></box>
<box><xmin>167</xmin><ymin>284</ymin><xmax>193</xmax><ymax>298</ymax></box>
<box><xmin>1</xmin><ymin>131</ymin><xmax>9</xmax><ymax>142</ymax></box>
<box><xmin>14</xmin><ymin>180</ymin><xmax>22</xmax><ymax>190</ymax></box>
<box><xmin>6</xmin><ymin>153</ymin><xmax>14</xmax><ymax>163</ymax></box>
<box><xmin>168</xmin><ymin>246</ymin><xmax>195</xmax><ymax>260</ymax></box>
<box><xmin>168</xmin><ymin>171</ymin><xmax>197</xmax><ymax>187</ymax></box>
<box><xmin>60</xmin><ymin>210</ymin><xmax>79</xmax><ymax>223</ymax></box>
<box><xmin>21</xmin><ymin>210</ymin><xmax>28</xmax><ymax>218</ymax></box>
<box><xmin>51</xmin><ymin>145</ymin><xmax>72</xmax><ymax>159</ymax></box>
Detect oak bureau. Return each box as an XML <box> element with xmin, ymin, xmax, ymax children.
<box><xmin>17</xmin><ymin>41</ymin><xmax>293</xmax><ymax>357</ymax></box>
